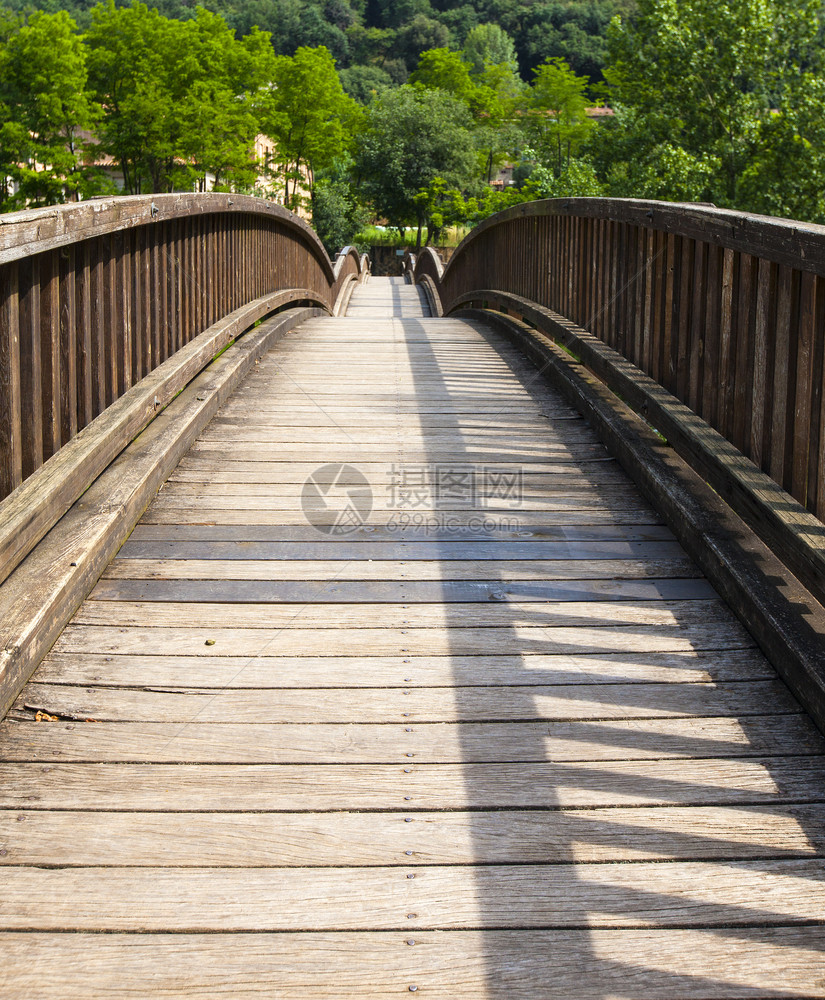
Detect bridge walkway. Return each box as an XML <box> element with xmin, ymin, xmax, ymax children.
<box><xmin>0</xmin><ymin>277</ymin><xmax>824</xmax><ymax>996</ymax></box>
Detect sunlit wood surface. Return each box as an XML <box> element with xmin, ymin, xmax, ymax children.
<box><xmin>1</xmin><ymin>277</ymin><xmax>823</xmax><ymax>997</ymax></box>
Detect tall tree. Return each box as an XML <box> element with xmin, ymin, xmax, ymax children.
<box><xmin>463</xmin><ymin>21</ymin><xmax>518</xmax><ymax>75</ymax></box>
<box><xmin>605</xmin><ymin>0</ymin><xmax>823</xmax><ymax>207</ymax></box>
<box><xmin>261</xmin><ymin>45</ymin><xmax>361</xmax><ymax>211</ymax></box>
<box><xmin>86</xmin><ymin>2</ymin><xmax>270</xmax><ymax>194</ymax></box>
<box><xmin>527</xmin><ymin>56</ymin><xmax>594</xmax><ymax>178</ymax></box>
<box><xmin>355</xmin><ymin>84</ymin><xmax>477</xmax><ymax>247</ymax></box>
<box><xmin>0</xmin><ymin>10</ymin><xmax>104</xmax><ymax>207</ymax></box>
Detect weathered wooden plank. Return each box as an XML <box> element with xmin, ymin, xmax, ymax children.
<box><xmin>53</xmin><ymin>621</ymin><xmax>757</xmax><ymax>657</ymax></box>
<box><xmin>3</xmin><ymin>804</ymin><xmax>823</xmax><ymax>867</ymax></box>
<box><xmin>126</xmin><ymin>521</ymin><xmax>673</xmax><ymax>543</ymax></box>
<box><xmin>3</xmin><ymin>859</ymin><xmax>825</xmax><ymax>930</ymax></box>
<box><xmin>140</xmin><ymin>508</ymin><xmax>666</xmax><ymax>526</ymax></box>
<box><xmin>123</xmin><ymin>520</ymin><xmax>675</xmax><ymax>543</ymax></box>
<box><xmin>186</xmin><ymin>444</ymin><xmax>612</xmax><ymax>462</ymax></box>
<box><xmin>2</xmin><ymin>927</ymin><xmax>824</xmax><ymax>999</ymax></box>
<box><xmin>1</xmin><ymin>716</ymin><xmax>818</xmax><ymax>764</ymax></box>
<box><xmin>88</xmin><ymin>577</ymin><xmax>717</xmax><ymax>604</ymax></box>
<box><xmin>103</xmin><ymin>556</ymin><xmax>701</xmax><ymax>582</ymax></box>
<box><xmin>70</xmin><ymin>598</ymin><xmax>741</xmax><ymax>630</ymax></box>
<box><xmin>34</xmin><ymin>648</ymin><xmax>772</xmax><ymax>689</ymax></box>
<box><xmin>1</xmin><ymin>757</ymin><xmax>821</xmax><ymax>810</ymax></box>
<box><xmin>143</xmin><ymin>493</ymin><xmax>658</xmax><ymax>514</ymax></box>
<box><xmin>17</xmin><ymin>679</ymin><xmax>795</xmax><ymax>724</ymax></box>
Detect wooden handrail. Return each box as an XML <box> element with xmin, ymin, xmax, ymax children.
<box><xmin>414</xmin><ymin>198</ymin><xmax>825</xmax><ymax>527</ymax></box>
<box><xmin>0</xmin><ymin>193</ymin><xmax>367</xmax><ymax>582</ymax></box>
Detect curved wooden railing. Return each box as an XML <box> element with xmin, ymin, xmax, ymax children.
<box><xmin>0</xmin><ymin>193</ymin><xmax>367</xmax><ymax>583</ymax></box>
<box><xmin>411</xmin><ymin>198</ymin><xmax>825</xmax><ymax>602</ymax></box>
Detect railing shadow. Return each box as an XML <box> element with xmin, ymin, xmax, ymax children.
<box><xmin>399</xmin><ymin>310</ymin><xmax>825</xmax><ymax>997</ymax></box>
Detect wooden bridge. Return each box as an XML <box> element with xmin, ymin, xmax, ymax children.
<box><xmin>0</xmin><ymin>195</ymin><xmax>824</xmax><ymax>997</ymax></box>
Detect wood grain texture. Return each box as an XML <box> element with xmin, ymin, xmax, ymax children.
<box><xmin>1</xmin><ymin>928</ymin><xmax>823</xmax><ymax>999</ymax></box>
<box><xmin>1</xmin><ymin>757</ymin><xmax>821</xmax><ymax>810</ymax></box>
<box><xmin>53</xmin><ymin>621</ymin><xmax>757</xmax><ymax>656</ymax></box>
<box><xmin>2</xmin><ymin>860</ymin><xmax>825</xmax><ymax>930</ymax></box>
<box><xmin>1</xmin><ymin>716</ymin><xmax>819</xmax><ymax>763</ymax></box>
<box><xmin>16</xmin><ymin>679</ymin><xmax>797</xmax><ymax>723</ymax></box>
<box><xmin>2</xmin><ymin>804</ymin><xmax>823</xmax><ymax>866</ymax></box>
<box><xmin>31</xmin><ymin>648</ymin><xmax>776</xmax><ymax>688</ymax></box>
<box><xmin>70</xmin><ymin>597</ymin><xmax>733</xmax><ymax>629</ymax></box>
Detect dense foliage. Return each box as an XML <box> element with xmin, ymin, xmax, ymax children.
<box><xmin>1</xmin><ymin>0</ymin><xmax>825</xmax><ymax>246</ymax></box>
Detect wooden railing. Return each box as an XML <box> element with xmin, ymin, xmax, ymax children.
<box><xmin>0</xmin><ymin>193</ymin><xmax>367</xmax><ymax>589</ymax></box>
<box><xmin>0</xmin><ymin>193</ymin><xmax>366</xmax><ymax>502</ymax></box>
<box><xmin>414</xmin><ymin>199</ymin><xmax>825</xmax><ymax>518</ymax></box>
<box><xmin>411</xmin><ymin>198</ymin><xmax>825</xmax><ymax>601</ymax></box>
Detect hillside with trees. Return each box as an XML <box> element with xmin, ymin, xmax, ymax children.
<box><xmin>1</xmin><ymin>0</ymin><xmax>824</xmax><ymax>243</ymax></box>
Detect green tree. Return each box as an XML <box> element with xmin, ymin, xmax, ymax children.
<box><xmin>261</xmin><ymin>45</ymin><xmax>362</xmax><ymax>211</ymax></box>
<box><xmin>0</xmin><ymin>10</ymin><xmax>104</xmax><ymax>207</ymax></box>
<box><xmin>86</xmin><ymin>2</ymin><xmax>270</xmax><ymax>194</ymax></box>
<box><xmin>339</xmin><ymin>63</ymin><xmax>394</xmax><ymax>103</ymax></box>
<box><xmin>527</xmin><ymin>56</ymin><xmax>594</xmax><ymax>178</ymax></box>
<box><xmin>409</xmin><ymin>46</ymin><xmax>476</xmax><ymax>104</ymax></box>
<box><xmin>605</xmin><ymin>0</ymin><xmax>823</xmax><ymax>207</ymax></box>
<box><xmin>355</xmin><ymin>84</ymin><xmax>477</xmax><ymax>247</ymax></box>
<box><xmin>462</xmin><ymin>21</ymin><xmax>518</xmax><ymax>75</ymax></box>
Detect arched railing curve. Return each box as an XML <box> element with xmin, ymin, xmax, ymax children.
<box><xmin>0</xmin><ymin>193</ymin><xmax>367</xmax><ymax>582</ymax></box>
<box><xmin>412</xmin><ymin>196</ymin><xmax>825</xmax><ymax>601</ymax></box>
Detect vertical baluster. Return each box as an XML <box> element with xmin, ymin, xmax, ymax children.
<box><xmin>59</xmin><ymin>245</ymin><xmax>78</xmax><ymax>444</ymax></box>
<box><xmin>641</xmin><ymin>227</ymin><xmax>656</xmax><ymax>375</ymax></box>
<box><xmin>0</xmin><ymin>261</ymin><xmax>22</xmax><ymax>499</ymax></box>
<box><xmin>717</xmin><ymin>248</ymin><xmax>736</xmax><ymax>441</ymax></box>
<box><xmin>792</xmin><ymin>270</ymin><xmax>817</xmax><ymax>505</ymax></box>
<box><xmin>19</xmin><ymin>258</ymin><xmax>42</xmax><ymax>479</ymax></box>
<box><xmin>659</xmin><ymin>232</ymin><xmax>677</xmax><ymax>391</ymax></box>
<box><xmin>76</xmin><ymin>241</ymin><xmax>93</xmax><ymax>431</ymax></box>
<box><xmin>674</xmin><ymin>237</ymin><xmax>694</xmax><ymax>403</ymax></box>
<box><xmin>731</xmin><ymin>253</ymin><xmax>756</xmax><ymax>455</ymax></box>
<box><xmin>179</xmin><ymin>219</ymin><xmax>189</xmax><ymax>350</ymax></box>
<box><xmin>162</xmin><ymin>221</ymin><xmax>173</xmax><ymax>361</ymax></box>
<box><xmin>119</xmin><ymin>231</ymin><xmax>132</xmax><ymax>394</ymax></box>
<box><xmin>649</xmin><ymin>229</ymin><xmax>664</xmax><ymax>383</ymax></box>
<box><xmin>105</xmin><ymin>234</ymin><xmax>120</xmax><ymax>404</ymax></box>
<box><xmin>687</xmin><ymin>240</ymin><xmax>707</xmax><ymax>414</ymax></box>
<box><xmin>40</xmin><ymin>250</ymin><xmax>61</xmax><ymax>459</ymax></box>
<box><xmin>89</xmin><ymin>238</ymin><xmax>106</xmax><ymax>418</ymax></box>
<box><xmin>700</xmin><ymin>244</ymin><xmax>723</xmax><ymax>428</ymax></box>
<box><xmin>749</xmin><ymin>258</ymin><xmax>776</xmax><ymax>470</ymax></box>
<box><xmin>809</xmin><ymin>277</ymin><xmax>825</xmax><ymax>519</ymax></box>
<box><xmin>769</xmin><ymin>265</ymin><xmax>799</xmax><ymax>490</ymax></box>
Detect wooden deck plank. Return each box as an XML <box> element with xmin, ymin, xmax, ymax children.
<box><xmin>53</xmin><ymin>622</ymin><xmax>758</xmax><ymax>656</ymax></box>
<box><xmin>1</xmin><ymin>716</ymin><xmax>819</xmax><ymax>764</ymax></box>
<box><xmin>1</xmin><ymin>758</ymin><xmax>822</xmax><ymax>810</ymax></box>
<box><xmin>88</xmin><ymin>577</ymin><xmax>717</xmax><ymax>603</ymax></box>
<box><xmin>3</xmin><ymin>860</ymin><xmax>825</xmax><ymax>930</ymax></box>
<box><xmin>101</xmin><ymin>556</ymin><xmax>704</xmax><ymax>581</ymax></box>
<box><xmin>70</xmin><ymin>598</ymin><xmax>735</xmax><ymax>629</ymax></box>
<box><xmin>33</xmin><ymin>649</ymin><xmax>774</xmax><ymax>688</ymax></box>
<box><xmin>3</xmin><ymin>804</ymin><xmax>824</xmax><ymax>866</ymax></box>
<box><xmin>15</xmin><ymin>679</ymin><xmax>797</xmax><ymax>723</ymax></box>
<box><xmin>1</xmin><ymin>928</ymin><xmax>823</xmax><ymax>999</ymax></box>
